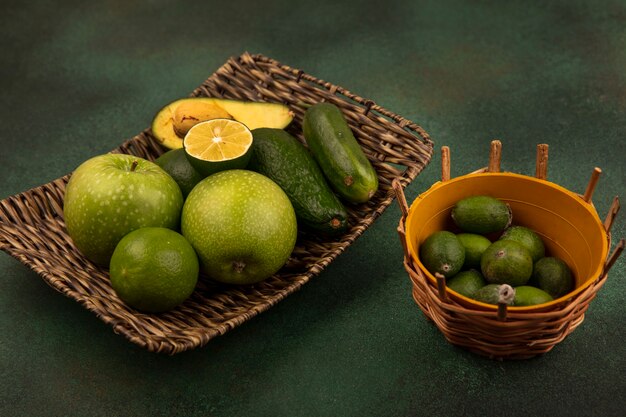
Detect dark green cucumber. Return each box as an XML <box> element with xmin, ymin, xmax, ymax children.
<box><xmin>302</xmin><ymin>102</ymin><xmax>379</xmax><ymax>203</ymax></box>
<box><xmin>248</xmin><ymin>128</ymin><xmax>349</xmax><ymax>234</ymax></box>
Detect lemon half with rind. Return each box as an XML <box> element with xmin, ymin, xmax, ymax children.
<box><xmin>183</xmin><ymin>119</ymin><xmax>253</xmax><ymax>176</ymax></box>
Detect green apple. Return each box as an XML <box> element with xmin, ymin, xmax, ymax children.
<box><xmin>63</xmin><ymin>153</ymin><xmax>183</xmax><ymax>266</ymax></box>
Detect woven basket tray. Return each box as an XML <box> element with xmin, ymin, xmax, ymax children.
<box><xmin>0</xmin><ymin>52</ymin><xmax>434</xmax><ymax>354</ymax></box>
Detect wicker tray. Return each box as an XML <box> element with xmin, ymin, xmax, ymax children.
<box><xmin>0</xmin><ymin>52</ymin><xmax>434</xmax><ymax>354</ymax></box>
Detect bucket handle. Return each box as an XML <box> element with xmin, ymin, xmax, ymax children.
<box><xmin>604</xmin><ymin>196</ymin><xmax>620</xmax><ymax>234</ymax></box>
<box><xmin>488</xmin><ymin>140</ymin><xmax>502</xmax><ymax>172</ymax></box>
<box><xmin>535</xmin><ymin>144</ymin><xmax>549</xmax><ymax>180</ymax></box>
<box><xmin>602</xmin><ymin>196</ymin><xmax>623</xmax><ymax>275</ymax></box>
<box><xmin>583</xmin><ymin>167</ymin><xmax>602</xmax><ymax>203</ymax></box>
<box><xmin>392</xmin><ymin>178</ymin><xmax>410</xmax><ymax>261</ymax></box>
<box><xmin>392</xmin><ymin>178</ymin><xmax>410</xmax><ymax>220</ymax></box>
<box><xmin>449</xmin><ymin>141</ymin><xmax>552</xmax><ymax>179</ymax></box>
<box><xmin>447</xmin><ymin>140</ymin><xmax>504</xmax><ymax>177</ymax></box>
<box><xmin>604</xmin><ymin>239</ymin><xmax>624</xmax><ymax>276</ymax></box>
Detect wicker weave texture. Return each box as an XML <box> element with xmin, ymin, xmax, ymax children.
<box><xmin>0</xmin><ymin>53</ymin><xmax>434</xmax><ymax>354</ymax></box>
<box><xmin>403</xmin><ymin>252</ymin><xmax>605</xmax><ymax>359</ymax></box>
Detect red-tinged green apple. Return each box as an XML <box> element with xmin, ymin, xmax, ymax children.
<box><xmin>63</xmin><ymin>153</ymin><xmax>183</xmax><ymax>266</ymax></box>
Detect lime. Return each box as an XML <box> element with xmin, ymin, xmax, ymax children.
<box><xmin>181</xmin><ymin>170</ymin><xmax>297</xmax><ymax>285</ymax></box>
<box><xmin>109</xmin><ymin>227</ymin><xmax>199</xmax><ymax>313</ymax></box>
<box><xmin>513</xmin><ymin>286</ymin><xmax>554</xmax><ymax>306</ymax></box>
<box><xmin>183</xmin><ymin>118</ymin><xmax>253</xmax><ymax>176</ymax></box>
<box><xmin>447</xmin><ymin>269</ymin><xmax>486</xmax><ymax>298</ymax></box>
<box><xmin>155</xmin><ymin>148</ymin><xmax>205</xmax><ymax>197</ymax></box>
<box><xmin>419</xmin><ymin>231</ymin><xmax>465</xmax><ymax>278</ymax></box>
<box><xmin>481</xmin><ymin>240</ymin><xmax>533</xmax><ymax>286</ymax></box>
<box><xmin>451</xmin><ymin>195</ymin><xmax>512</xmax><ymax>234</ymax></box>
<box><xmin>530</xmin><ymin>257</ymin><xmax>575</xmax><ymax>298</ymax></box>
<box><xmin>499</xmin><ymin>226</ymin><xmax>545</xmax><ymax>262</ymax></box>
<box><xmin>456</xmin><ymin>233</ymin><xmax>492</xmax><ymax>269</ymax></box>
<box><xmin>472</xmin><ymin>284</ymin><xmax>515</xmax><ymax>305</ymax></box>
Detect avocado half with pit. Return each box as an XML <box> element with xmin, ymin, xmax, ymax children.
<box><xmin>151</xmin><ymin>97</ymin><xmax>294</xmax><ymax>149</ymax></box>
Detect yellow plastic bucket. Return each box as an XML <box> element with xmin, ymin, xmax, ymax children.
<box><xmin>405</xmin><ymin>172</ymin><xmax>609</xmax><ymax>311</ymax></box>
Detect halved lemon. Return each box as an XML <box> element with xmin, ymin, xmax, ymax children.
<box><xmin>183</xmin><ymin>119</ymin><xmax>254</xmax><ymax>176</ymax></box>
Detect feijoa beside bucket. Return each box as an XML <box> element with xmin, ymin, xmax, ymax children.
<box><xmin>394</xmin><ymin>141</ymin><xmax>624</xmax><ymax>360</ymax></box>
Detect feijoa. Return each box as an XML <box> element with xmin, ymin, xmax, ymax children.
<box><xmin>499</xmin><ymin>226</ymin><xmax>545</xmax><ymax>263</ymax></box>
<box><xmin>481</xmin><ymin>240</ymin><xmax>533</xmax><ymax>286</ymax></box>
<box><xmin>419</xmin><ymin>231</ymin><xmax>465</xmax><ymax>278</ymax></box>
<box><xmin>513</xmin><ymin>286</ymin><xmax>554</xmax><ymax>306</ymax></box>
<box><xmin>530</xmin><ymin>257</ymin><xmax>575</xmax><ymax>298</ymax></box>
<box><xmin>456</xmin><ymin>233</ymin><xmax>492</xmax><ymax>269</ymax></box>
<box><xmin>447</xmin><ymin>269</ymin><xmax>486</xmax><ymax>298</ymax></box>
<box><xmin>451</xmin><ymin>195</ymin><xmax>512</xmax><ymax>234</ymax></box>
<box><xmin>472</xmin><ymin>284</ymin><xmax>515</xmax><ymax>305</ymax></box>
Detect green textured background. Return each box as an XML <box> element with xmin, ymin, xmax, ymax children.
<box><xmin>1</xmin><ymin>1</ymin><xmax>625</xmax><ymax>416</ymax></box>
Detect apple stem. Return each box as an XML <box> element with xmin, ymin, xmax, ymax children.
<box><xmin>130</xmin><ymin>160</ymin><xmax>138</xmax><ymax>172</ymax></box>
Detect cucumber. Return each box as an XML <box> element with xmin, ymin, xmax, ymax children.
<box><xmin>248</xmin><ymin>128</ymin><xmax>349</xmax><ymax>234</ymax></box>
<box><xmin>302</xmin><ymin>103</ymin><xmax>379</xmax><ymax>203</ymax></box>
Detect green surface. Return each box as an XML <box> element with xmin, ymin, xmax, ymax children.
<box><xmin>1</xmin><ymin>1</ymin><xmax>625</xmax><ymax>416</ymax></box>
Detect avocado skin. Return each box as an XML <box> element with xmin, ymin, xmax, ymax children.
<box><xmin>249</xmin><ymin>128</ymin><xmax>349</xmax><ymax>234</ymax></box>
<box><xmin>302</xmin><ymin>103</ymin><xmax>379</xmax><ymax>204</ymax></box>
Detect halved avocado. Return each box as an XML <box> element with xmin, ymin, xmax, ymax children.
<box><xmin>151</xmin><ymin>97</ymin><xmax>294</xmax><ymax>149</ymax></box>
